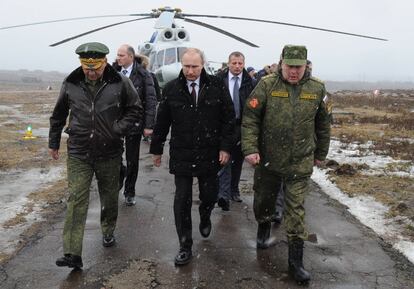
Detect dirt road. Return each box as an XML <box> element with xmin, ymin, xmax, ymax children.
<box><xmin>1</xmin><ymin>142</ymin><xmax>413</xmax><ymax>289</ymax></box>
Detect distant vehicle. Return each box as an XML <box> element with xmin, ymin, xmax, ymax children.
<box><xmin>1</xmin><ymin>7</ymin><xmax>387</xmax><ymax>87</ymax></box>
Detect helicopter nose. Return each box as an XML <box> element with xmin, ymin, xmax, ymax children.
<box><xmin>155</xmin><ymin>62</ymin><xmax>182</xmax><ymax>86</ymax></box>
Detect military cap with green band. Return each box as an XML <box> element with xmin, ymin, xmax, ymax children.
<box><xmin>75</xmin><ymin>42</ymin><xmax>109</xmax><ymax>58</ymax></box>
<box><xmin>282</xmin><ymin>45</ymin><xmax>307</xmax><ymax>66</ymax></box>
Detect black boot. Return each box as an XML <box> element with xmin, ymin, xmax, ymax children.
<box><xmin>199</xmin><ymin>206</ymin><xmax>213</xmax><ymax>238</ymax></box>
<box><xmin>271</xmin><ymin>210</ymin><xmax>283</xmax><ymax>224</ymax></box>
<box><xmin>256</xmin><ymin>222</ymin><xmax>271</xmax><ymax>249</ymax></box>
<box><xmin>199</xmin><ymin>215</ymin><xmax>212</xmax><ymax>238</ymax></box>
<box><xmin>288</xmin><ymin>240</ymin><xmax>311</xmax><ymax>284</ymax></box>
<box><xmin>56</xmin><ymin>254</ymin><xmax>83</xmax><ymax>269</ymax></box>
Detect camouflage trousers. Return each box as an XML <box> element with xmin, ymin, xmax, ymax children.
<box><xmin>63</xmin><ymin>155</ymin><xmax>121</xmax><ymax>256</ymax></box>
<box><xmin>253</xmin><ymin>166</ymin><xmax>309</xmax><ymax>242</ymax></box>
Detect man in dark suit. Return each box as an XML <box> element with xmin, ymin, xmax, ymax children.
<box><xmin>150</xmin><ymin>48</ymin><xmax>235</xmax><ymax>266</ymax></box>
<box><xmin>113</xmin><ymin>44</ymin><xmax>157</xmax><ymax>206</ymax></box>
<box><xmin>216</xmin><ymin>51</ymin><xmax>255</xmax><ymax>211</ymax></box>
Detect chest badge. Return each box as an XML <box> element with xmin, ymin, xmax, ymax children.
<box><xmin>300</xmin><ymin>93</ymin><xmax>317</xmax><ymax>100</ymax></box>
<box><xmin>271</xmin><ymin>91</ymin><xmax>289</xmax><ymax>97</ymax></box>
<box><xmin>249</xmin><ymin>97</ymin><xmax>259</xmax><ymax>108</ymax></box>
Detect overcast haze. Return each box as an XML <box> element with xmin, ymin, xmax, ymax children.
<box><xmin>0</xmin><ymin>0</ymin><xmax>412</xmax><ymax>82</ymax></box>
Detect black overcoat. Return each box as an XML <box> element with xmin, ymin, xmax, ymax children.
<box><xmin>113</xmin><ymin>58</ymin><xmax>157</xmax><ymax>132</ymax></box>
<box><xmin>150</xmin><ymin>69</ymin><xmax>236</xmax><ymax>176</ymax></box>
<box><xmin>216</xmin><ymin>67</ymin><xmax>255</xmax><ymax>119</ymax></box>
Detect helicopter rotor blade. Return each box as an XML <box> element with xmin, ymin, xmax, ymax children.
<box><xmin>0</xmin><ymin>14</ymin><xmax>152</xmax><ymax>30</ymax></box>
<box><xmin>50</xmin><ymin>16</ymin><xmax>153</xmax><ymax>47</ymax></box>
<box><xmin>181</xmin><ymin>14</ymin><xmax>388</xmax><ymax>41</ymax></box>
<box><xmin>182</xmin><ymin>18</ymin><xmax>259</xmax><ymax>47</ymax></box>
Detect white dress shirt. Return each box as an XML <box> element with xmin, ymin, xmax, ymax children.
<box><xmin>187</xmin><ymin>78</ymin><xmax>201</xmax><ymax>104</ymax></box>
<box><xmin>121</xmin><ymin>63</ymin><xmax>133</xmax><ymax>78</ymax></box>
<box><xmin>228</xmin><ymin>72</ymin><xmax>242</xmax><ymax>101</ymax></box>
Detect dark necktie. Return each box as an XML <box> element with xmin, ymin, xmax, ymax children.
<box><xmin>122</xmin><ymin>69</ymin><xmax>128</xmax><ymax>75</ymax></box>
<box><xmin>232</xmin><ymin>76</ymin><xmax>240</xmax><ymax>118</ymax></box>
<box><xmin>190</xmin><ymin>82</ymin><xmax>197</xmax><ymax>105</ymax></box>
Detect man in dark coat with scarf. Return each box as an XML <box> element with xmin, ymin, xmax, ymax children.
<box><xmin>113</xmin><ymin>44</ymin><xmax>157</xmax><ymax>206</ymax></box>
<box><xmin>150</xmin><ymin>48</ymin><xmax>235</xmax><ymax>266</ymax></box>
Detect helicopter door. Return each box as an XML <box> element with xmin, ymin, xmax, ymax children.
<box><xmin>164</xmin><ymin>48</ymin><xmax>177</xmax><ymax>65</ymax></box>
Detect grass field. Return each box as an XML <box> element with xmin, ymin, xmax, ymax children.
<box><xmin>329</xmin><ymin>90</ymin><xmax>414</xmax><ymax>239</ymax></box>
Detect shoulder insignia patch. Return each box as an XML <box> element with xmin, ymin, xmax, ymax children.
<box><xmin>262</xmin><ymin>74</ymin><xmax>273</xmax><ymax>80</ymax></box>
<box><xmin>323</xmin><ymin>94</ymin><xmax>333</xmax><ymax>113</ymax></box>
<box><xmin>249</xmin><ymin>97</ymin><xmax>259</xmax><ymax>108</ymax></box>
<box><xmin>271</xmin><ymin>91</ymin><xmax>289</xmax><ymax>98</ymax></box>
<box><xmin>300</xmin><ymin>93</ymin><xmax>318</xmax><ymax>100</ymax></box>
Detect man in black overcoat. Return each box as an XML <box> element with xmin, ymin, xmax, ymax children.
<box><xmin>150</xmin><ymin>48</ymin><xmax>235</xmax><ymax>266</ymax></box>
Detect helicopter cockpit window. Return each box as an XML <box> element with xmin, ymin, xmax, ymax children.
<box><xmin>164</xmin><ymin>48</ymin><xmax>176</xmax><ymax>65</ymax></box>
<box><xmin>156</xmin><ymin>51</ymin><xmax>164</xmax><ymax>69</ymax></box>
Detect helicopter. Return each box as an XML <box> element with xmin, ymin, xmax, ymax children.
<box><xmin>136</xmin><ymin>8</ymin><xmax>213</xmax><ymax>87</ymax></box>
<box><xmin>1</xmin><ymin>7</ymin><xmax>387</xmax><ymax>87</ymax></box>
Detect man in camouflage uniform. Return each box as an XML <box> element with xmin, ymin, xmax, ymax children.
<box><xmin>49</xmin><ymin>42</ymin><xmax>142</xmax><ymax>270</ymax></box>
<box><xmin>242</xmin><ymin>45</ymin><xmax>330</xmax><ymax>283</ymax></box>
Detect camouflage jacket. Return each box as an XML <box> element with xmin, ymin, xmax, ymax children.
<box><xmin>241</xmin><ymin>73</ymin><xmax>331</xmax><ymax>178</ymax></box>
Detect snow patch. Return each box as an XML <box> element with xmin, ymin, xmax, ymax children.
<box><xmin>394</xmin><ymin>240</ymin><xmax>414</xmax><ymax>264</ymax></box>
<box><xmin>312</xmin><ymin>167</ymin><xmax>414</xmax><ymax>264</ymax></box>
<box><xmin>0</xmin><ymin>166</ymin><xmax>64</xmax><ymax>255</ymax></box>
<box><xmin>329</xmin><ymin>139</ymin><xmax>394</xmax><ymax>169</ymax></box>
<box><xmin>390</xmin><ymin>137</ymin><xmax>414</xmax><ymax>144</ymax></box>
<box><xmin>0</xmin><ymin>104</ymin><xmax>48</xmax><ymax>127</ymax></box>
<box><xmin>0</xmin><ymin>104</ymin><xmax>22</xmax><ymax>113</ymax></box>
<box><xmin>0</xmin><ymin>167</ymin><xmax>63</xmax><ymax>224</ymax></box>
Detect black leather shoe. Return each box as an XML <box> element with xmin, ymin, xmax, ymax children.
<box><xmin>56</xmin><ymin>254</ymin><xmax>83</xmax><ymax>269</ymax></box>
<box><xmin>217</xmin><ymin>198</ymin><xmax>230</xmax><ymax>211</ymax></box>
<box><xmin>199</xmin><ymin>217</ymin><xmax>212</xmax><ymax>238</ymax></box>
<box><xmin>103</xmin><ymin>234</ymin><xmax>115</xmax><ymax>247</ymax></box>
<box><xmin>174</xmin><ymin>248</ymin><xmax>192</xmax><ymax>266</ymax></box>
<box><xmin>125</xmin><ymin>196</ymin><xmax>136</xmax><ymax>206</ymax></box>
<box><xmin>231</xmin><ymin>195</ymin><xmax>242</xmax><ymax>202</ymax></box>
<box><xmin>271</xmin><ymin>211</ymin><xmax>283</xmax><ymax>224</ymax></box>
<box><xmin>257</xmin><ymin>222</ymin><xmax>272</xmax><ymax>249</ymax></box>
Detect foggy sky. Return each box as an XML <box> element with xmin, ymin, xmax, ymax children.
<box><xmin>0</xmin><ymin>0</ymin><xmax>412</xmax><ymax>82</ymax></box>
